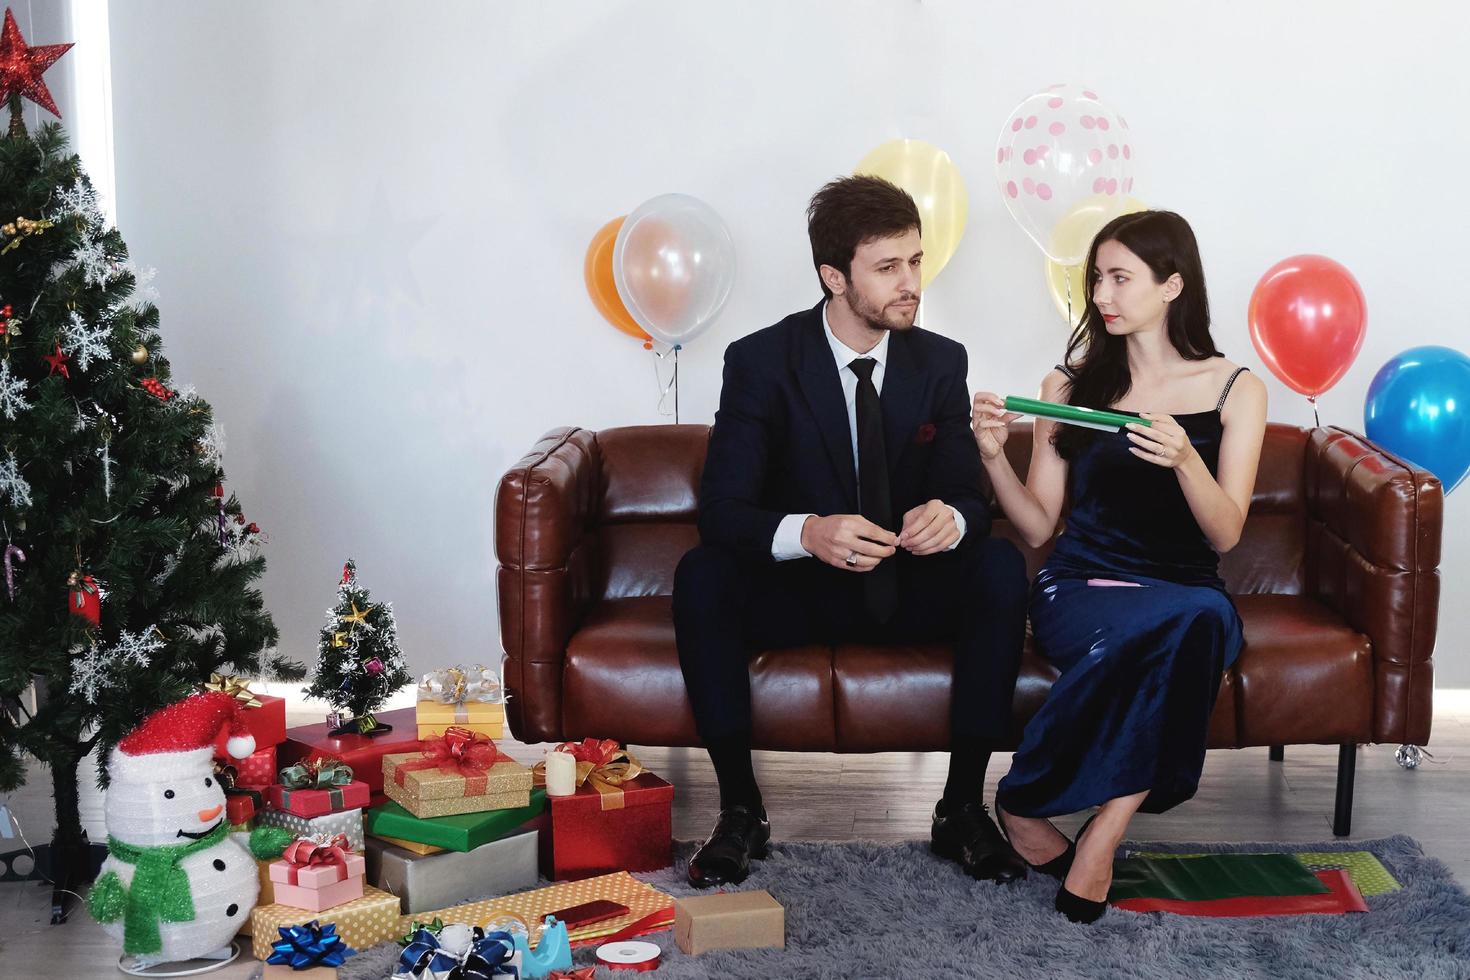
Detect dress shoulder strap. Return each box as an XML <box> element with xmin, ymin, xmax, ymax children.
<box><xmin>1054</xmin><ymin>363</ymin><xmax>1077</xmax><ymax>381</ymax></box>
<box><xmin>1216</xmin><ymin>366</ymin><xmax>1250</xmax><ymax>412</ymax></box>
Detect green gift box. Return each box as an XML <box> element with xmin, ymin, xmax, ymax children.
<box><xmin>365</xmin><ymin>789</ymin><xmax>545</xmax><ymax>852</ymax></box>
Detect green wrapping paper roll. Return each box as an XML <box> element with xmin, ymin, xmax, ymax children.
<box><xmin>1004</xmin><ymin>395</ymin><xmax>1152</xmax><ymax>432</ymax></box>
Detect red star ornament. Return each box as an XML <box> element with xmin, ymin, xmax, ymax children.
<box><xmin>44</xmin><ymin>343</ymin><xmax>69</xmax><ymax>378</ymax></box>
<box><xmin>0</xmin><ymin>10</ymin><xmax>73</xmax><ymax>118</ymax></box>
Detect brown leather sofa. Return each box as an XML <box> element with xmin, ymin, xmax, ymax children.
<box><xmin>496</xmin><ymin>423</ymin><xmax>1441</xmax><ymax>836</ymax></box>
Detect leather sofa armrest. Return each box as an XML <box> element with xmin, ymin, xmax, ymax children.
<box><xmin>1305</xmin><ymin>427</ymin><xmax>1442</xmax><ymax>745</ymax></box>
<box><xmin>495</xmin><ymin>427</ymin><xmax>600</xmax><ymax>742</ymax></box>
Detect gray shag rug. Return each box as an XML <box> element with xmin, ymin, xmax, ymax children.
<box><xmin>340</xmin><ymin>834</ymin><xmax>1470</xmax><ymax>979</ymax></box>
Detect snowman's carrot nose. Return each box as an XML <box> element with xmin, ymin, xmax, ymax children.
<box><xmin>198</xmin><ymin>804</ymin><xmax>223</xmax><ymax>822</ymax></box>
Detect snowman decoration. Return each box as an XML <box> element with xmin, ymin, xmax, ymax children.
<box><xmin>87</xmin><ymin>692</ymin><xmax>291</xmax><ymax>968</ymax></box>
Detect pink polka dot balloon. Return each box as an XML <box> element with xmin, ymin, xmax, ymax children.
<box><xmin>994</xmin><ymin>83</ymin><xmax>1136</xmax><ymax>264</ymax></box>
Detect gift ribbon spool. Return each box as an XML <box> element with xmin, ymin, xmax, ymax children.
<box><xmin>595</xmin><ymin>939</ymin><xmax>662</xmax><ymax>971</ymax></box>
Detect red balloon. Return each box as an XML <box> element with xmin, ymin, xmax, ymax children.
<box><xmin>1248</xmin><ymin>255</ymin><xmax>1367</xmax><ymax>397</ymax></box>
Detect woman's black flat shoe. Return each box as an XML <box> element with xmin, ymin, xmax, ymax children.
<box><xmin>1055</xmin><ymin>811</ymin><xmax>1108</xmax><ymax>923</ymax></box>
<box><xmin>995</xmin><ymin>806</ymin><xmax>1076</xmax><ymax>881</ymax></box>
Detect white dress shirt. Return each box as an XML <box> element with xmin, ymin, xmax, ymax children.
<box><xmin>770</xmin><ymin>303</ymin><xmax>967</xmax><ymax>560</ymax></box>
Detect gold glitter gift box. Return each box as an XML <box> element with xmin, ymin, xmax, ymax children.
<box><xmin>250</xmin><ymin>884</ymin><xmax>401</xmax><ymax>960</ymax></box>
<box><xmin>381</xmin><ymin>751</ymin><xmax>531</xmax><ymax>819</ymax></box>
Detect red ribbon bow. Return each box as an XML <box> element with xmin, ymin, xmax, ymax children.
<box><xmin>281</xmin><ymin>834</ymin><xmax>351</xmax><ymax>883</ymax></box>
<box><xmin>395</xmin><ymin>726</ymin><xmax>500</xmax><ymax>796</ymax></box>
<box><xmin>556</xmin><ymin>737</ymin><xmax>622</xmax><ymax>767</ymax></box>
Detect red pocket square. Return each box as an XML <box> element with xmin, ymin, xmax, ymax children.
<box><xmin>915</xmin><ymin>423</ymin><xmax>937</xmax><ymax>445</ymax></box>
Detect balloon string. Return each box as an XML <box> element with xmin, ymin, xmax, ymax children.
<box><xmin>651</xmin><ymin>343</ymin><xmax>682</xmax><ymax>423</ymax></box>
<box><xmin>1065</xmin><ymin>266</ymin><xmax>1074</xmax><ymax>325</ymax></box>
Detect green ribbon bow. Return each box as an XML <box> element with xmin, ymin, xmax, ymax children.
<box><xmin>104</xmin><ymin>821</ymin><xmax>228</xmax><ymax>956</ymax></box>
<box><xmin>278</xmin><ymin>758</ymin><xmax>354</xmax><ymax>791</ymax></box>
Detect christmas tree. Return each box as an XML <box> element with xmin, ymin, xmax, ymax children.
<box><xmin>306</xmin><ymin>559</ymin><xmax>411</xmax><ymax>735</ymax></box>
<box><xmin>0</xmin><ymin>13</ymin><xmax>304</xmax><ymax>919</ymax></box>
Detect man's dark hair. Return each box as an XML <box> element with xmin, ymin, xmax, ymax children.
<box><xmin>806</xmin><ymin>175</ymin><xmax>921</xmax><ymax>299</ymax></box>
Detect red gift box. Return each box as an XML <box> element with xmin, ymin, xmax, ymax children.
<box><xmin>223</xmin><ymin>745</ymin><xmax>278</xmax><ymax>785</ymax></box>
<box><xmin>277</xmin><ymin>707</ymin><xmax>424</xmax><ymax>795</ymax></box>
<box><xmin>225</xmin><ymin>793</ymin><xmax>255</xmax><ymax>825</ymax></box>
<box><xmin>267</xmin><ymin>779</ymin><xmax>371</xmax><ymax>818</ymax></box>
<box><xmin>212</xmin><ymin>693</ymin><xmax>287</xmax><ymax>754</ymax></box>
<box><xmin>537</xmin><ymin>772</ymin><xmax>673</xmax><ymax>881</ymax></box>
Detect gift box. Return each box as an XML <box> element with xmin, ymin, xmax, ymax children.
<box><xmin>382</xmin><ymin>736</ymin><xmax>532</xmax><ymax>819</ymax></box>
<box><xmin>226</xmin><ymin>793</ymin><xmax>256</xmax><ymax>826</ymax></box>
<box><xmin>268</xmin><ymin>758</ymin><xmax>372</xmax><ymax>818</ymax></box>
<box><xmin>258</xmin><ymin>806</ymin><xmax>366</xmax><ymax>853</ymax></box>
<box><xmin>206</xmin><ymin>674</ymin><xmax>288</xmax><ymax>752</ymax></box>
<box><xmin>415</xmin><ymin>665</ymin><xmax>507</xmax><ymax>741</ymax></box>
<box><xmin>252</xmin><ymin>885</ymin><xmax>401</xmax><ymax>960</ymax></box>
<box><xmin>365</xmin><ymin>792</ymin><xmax>545</xmax><ymax>853</ymax></box>
<box><xmin>416</xmin><ymin>700</ymin><xmax>505</xmax><ymax>740</ymax></box>
<box><xmin>224</xmin><ymin>744</ymin><xmax>279</xmax><ymax>785</ymax></box>
<box><xmin>366</xmin><ymin>826</ymin><xmax>539</xmax><ymax>914</ymax></box>
<box><xmin>279</xmin><ymin>707</ymin><xmax>424</xmax><ymax>795</ymax></box>
<box><xmin>674</xmin><ymin>889</ymin><xmax>785</xmax><ymax>954</ymax></box>
<box><xmin>409</xmin><ymin>871</ymin><xmax>673</xmax><ymax>950</ymax></box>
<box><xmin>269</xmin><ymin>843</ymin><xmax>367</xmax><ymax>912</ymax></box>
<box><xmin>538</xmin><ymin>772</ymin><xmax>672</xmax><ymax>880</ymax></box>
<box><xmin>263</xmin><ymin>966</ymin><xmax>338</xmax><ymax>979</ymax></box>
<box><xmin>371</xmin><ymin>833</ymin><xmax>445</xmax><ymax>856</ymax></box>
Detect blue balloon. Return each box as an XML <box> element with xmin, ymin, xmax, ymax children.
<box><xmin>1364</xmin><ymin>345</ymin><xmax>1470</xmax><ymax>494</ymax></box>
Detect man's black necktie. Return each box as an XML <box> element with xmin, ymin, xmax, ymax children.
<box><xmin>848</xmin><ymin>357</ymin><xmax>897</xmax><ymax>624</ymax></box>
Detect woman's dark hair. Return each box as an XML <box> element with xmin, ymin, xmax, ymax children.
<box><xmin>1054</xmin><ymin>209</ymin><xmax>1220</xmax><ymax>459</ymax></box>
<box><xmin>807</xmin><ymin>175</ymin><xmax>921</xmax><ymax>299</ymax></box>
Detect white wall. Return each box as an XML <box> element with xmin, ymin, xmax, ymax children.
<box><xmin>81</xmin><ymin>1</ymin><xmax>1470</xmax><ymax>683</ymax></box>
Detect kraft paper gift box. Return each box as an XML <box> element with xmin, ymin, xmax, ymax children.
<box><xmin>366</xmin><ymin>826</ymin><xmax>539</xmax><ymax>913</ymax></box>
<box><xmin>263</xmin><ymin>966</ymin><xmax>338</xmax><ymax>978</ymax></box>
<box><xmin>365</xmin><ymin>792</ymin><xmax>545</xmax><ymax>853</ymax></box>
<box><xmin>268</xmin><ymin>778</ymin><xmax>372</xmax><ymax>819</ymax></box>
<box><xmin>268</xmin><ymin>851</ymin><xmax>367</xmax><ymax>912</ymax></box>
<box><xmin>538</xmin><ymin>772</ymin><xmax>673</xmax><ymax>880</ymax></box>
<box><xmin>278</xmin><ymin>707</ymin><xmax>424</xmax><ymax>795</ymax></box>
<box><xmin>674</xmin><ymin>889</ymin><xmax>785</xmax><ymax>955</ymax></box>
<box><xmin>258</xmin><ymin>806</ymin><xmax>367</xmax><ymax>853</ymax></box>
<box><xmin>381</xmin><ymin>743</ymin><xmax>532</xmax><ymax>819</ymax></box>
<box><xmin>251</xmin><ymin>884</ymin><xmax>401</xmax><ymax>960</ymax></box>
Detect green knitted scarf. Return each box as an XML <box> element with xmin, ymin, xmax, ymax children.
<box><xmin>106</xmin><ymin>820</ymin><xmax>228</xmax><ymax>956</ymax></box>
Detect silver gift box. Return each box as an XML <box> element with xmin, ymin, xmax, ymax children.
<box><xmin>366</xmin><ymin>826</ymin><xmax>539</xmax><ymax>914</ymax></box>
<box><xmin>257</xmin><ymin>806</ymin><xmax>366</xmax><ymax>852</ymax></box>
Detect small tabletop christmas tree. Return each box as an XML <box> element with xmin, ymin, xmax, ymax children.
<box><xmin>305</xmin><ymin>560</ymin><xmax>411</xmax><ymax>735</ymax></box>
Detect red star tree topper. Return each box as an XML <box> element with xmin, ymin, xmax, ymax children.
<box><xmin>0</xmin><ymin>8</ymin><xmax>72</xmax><ymax>136</ymax></box>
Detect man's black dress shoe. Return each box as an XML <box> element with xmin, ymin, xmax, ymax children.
<box><xmin>688</xmin><ymin>804</ymin><xmax>771</xmax><ymax>888</ymax></box>
<box><xmin>930</xmin><ymin>799</ymin><xmax>1027</xmax><ymax>883</ymax></box>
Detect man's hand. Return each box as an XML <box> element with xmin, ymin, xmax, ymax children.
<box><xmin>800</xmin><ymin>514</ymin><xmax>898</xmax><ymax>572</ymax></box>
<box><xmin>898</xmin><ymin>499</ymin><xmax>960</xmax><ymax>556</ymax></box>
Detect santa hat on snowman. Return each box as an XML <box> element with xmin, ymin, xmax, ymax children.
<box><xmin>111</xmin><ymin>690</ymin><xmax>257</xmax><ymax>783</ymax></box>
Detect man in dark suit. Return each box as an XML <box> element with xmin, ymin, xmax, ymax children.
<box><xmin>673</xmin><ymin>175</ymin><xmax>1030</xmax><ymax>888</ymax></box>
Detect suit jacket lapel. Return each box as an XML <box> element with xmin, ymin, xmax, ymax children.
<box><xmin>795</xmin><ymin>305</ymin><xmax>859</xmax><ymax>511</ymax></box>
<box><xmin>881</xmin><ymin>330</ymin><xmax>925</xmax><ymax>473</ymax></box>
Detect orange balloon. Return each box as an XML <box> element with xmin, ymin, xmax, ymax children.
<box><xmin>585</xmin><ymin>217</ymin><xmax>649</xmax><ymax>342</ymax></box>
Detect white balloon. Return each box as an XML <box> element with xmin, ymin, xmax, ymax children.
<box><xmin>613</xmin><ymin>193</ymin><xmax>736</xmax><ymax>347</ymax></box>
<box><xmin>994</xmin><ymin>84</ymin><xmax>1137</xmax><ymax>264</ymax></box>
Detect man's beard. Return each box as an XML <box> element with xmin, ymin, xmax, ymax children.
<box><xmin>843</xmin><ymin>281</ymin><xmax>919</xmax><ymax>332</ymax></box>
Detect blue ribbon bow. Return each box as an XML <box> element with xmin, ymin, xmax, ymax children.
<box><xmin>267</xmin><ymin>920</ymin><xmax>355</xmax><ymax>970</ymax></box>
<box><xmin>396</xmin><ymin>926</ymin><xmax>519</xmax><ymax>979</ymax></box>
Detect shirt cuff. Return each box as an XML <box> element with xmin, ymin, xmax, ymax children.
<box><xmin>944</xmin><ymin>505</ymin><xmax>967</xmax><ymax>551</ymax></box>
<box><xmin>771</xmin><ymin>513</ymin><xmax>815</xmax><ymax>561</ymax></box>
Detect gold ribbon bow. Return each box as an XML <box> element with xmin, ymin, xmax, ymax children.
<box><xmin>203</xmin><ymin>672</ymin><xmax>262</xmax><ymax>708</ymax></box>
<box><xmin>532</xmin><ymin>738</ymin><xmax>643</xmax><ymax>811</ymax></box>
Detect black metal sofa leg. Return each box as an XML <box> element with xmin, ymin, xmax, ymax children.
<box><xmin>1269</xmin><ymin>745</ymin><xmax>1284</xmax><ymax>762</ymax></box>
<box><xmin>1333</xmin><ymin>744</ymin><xmax>1357</xmax><ymax>837</ymax></box>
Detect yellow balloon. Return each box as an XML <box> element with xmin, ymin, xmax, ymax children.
<box><xmin>855</xmin><ymin>139</ymin><xmax>968</xmax><ymax>290</ymax></box>
<box><xmin>1044</xmin><ymin>196</ymin><xmax>1148</xmax><ymax>325</ymax></box>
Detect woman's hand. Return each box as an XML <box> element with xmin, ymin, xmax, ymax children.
<box><xmin>972</xmin><ymin>392</ymin><xmax>1022</xmax><ymax>461</ymax></box>
<box><xmin>1125</xmin><ymin>413</ymin><xmax>1197</xmax><ymax>469</ymax></box>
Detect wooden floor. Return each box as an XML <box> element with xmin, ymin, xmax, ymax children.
<box><xmin>3</xmin><ymin>687</ymin><xmax>1467</xmax><ymax>977</ymax></box>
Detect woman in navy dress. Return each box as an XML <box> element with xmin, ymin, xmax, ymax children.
<box><xmin>972</xmin><ymin>210</ymin><xmax>1267</xmax><ymax>923</ymax></box>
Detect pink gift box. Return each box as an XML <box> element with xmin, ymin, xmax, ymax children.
<box><xmin>268</xmin><ymin>853</ymin><xmax>366</xmax><ymax>911</ymax></box>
